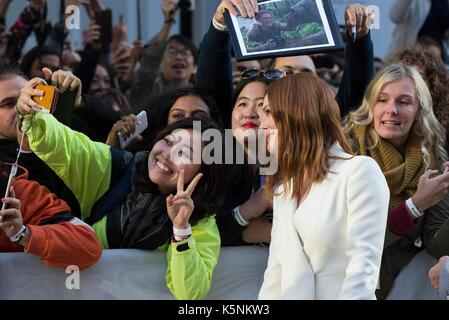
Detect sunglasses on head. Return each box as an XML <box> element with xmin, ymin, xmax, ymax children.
<box><xmin>240</xmin><ymin>68</ymin><xmax>286</xmax><ymax>81</ymax></box>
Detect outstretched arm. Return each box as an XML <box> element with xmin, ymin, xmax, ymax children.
<box><xmin>196</xmin><ymin>0</ymin><xmax>258</xmax><ymax>127</ymax></box>
<box><xmin>16</xmin><ymin>71</ymin><xmax>113</xmax><ymax>219</ymax></box>
<box><xmin>336</xmin><ymin>3</ymin><xmax>375</xmax><ymax>117</ymax></box>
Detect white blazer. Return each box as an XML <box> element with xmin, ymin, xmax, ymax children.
<box><xmin>259</xmin><ymin>143</ymin><xmax>390</xmax><ymax>300</ymax></box>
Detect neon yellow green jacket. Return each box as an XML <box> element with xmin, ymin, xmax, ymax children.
<box><xmin>22</xmin><ymin>112</ymin><xmax>220</xmax><ymax>300</ymax></box>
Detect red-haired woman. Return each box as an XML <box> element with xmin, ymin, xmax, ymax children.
<box><xmin>258</xmin><ymin>73</ymin><xmax>390</xmax><ymax>300</ymax></box>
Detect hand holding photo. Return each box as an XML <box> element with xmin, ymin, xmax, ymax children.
<box><xmin>225</xmin><ymin>0</ymin><xmax>344</xmax><ymax>61</ymax></box>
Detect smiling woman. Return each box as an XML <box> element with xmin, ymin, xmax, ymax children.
<box><xmin>372</xmin><ymin>77</ymin><xmax>420</xmax><ymax>150</ymax></box>
<box><xmin>16</xmin><ymin>74</ymin><xmax>229</xmax><ymax>299</ymax></box>
<box><xmin>231</xmin><ymin>80</ymin><xmax>268</xmax><ymax>148</ymax></box>
<box><xmin>344</xmin><ymin>63</ymin><xmax>449</xmax><ymax>299</ymax></box>
<box><xmin>257</xmin><ymin>72</ymin><xmax>389</xmax><ymax>300</ymax></box>
<box><xmin>147</xmin><ymin>128</ymin><xmax>202</xmax><ymax>196</ymax></box>
<box><xmin>345</xmin><ymin>63</ymin><xmax>446</xmax><ymax>169</ymax></box>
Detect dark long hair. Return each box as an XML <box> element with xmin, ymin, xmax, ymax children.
<box><xmin>137</xmin><ymin>117</ymin><xmax>229</xmax><ymax>224</ymax></box>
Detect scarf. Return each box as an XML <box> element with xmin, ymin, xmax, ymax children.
<box><xmin>351</xmin><ymin>125</ymin><xmax>434</xmax><ymax>209</ymax></box>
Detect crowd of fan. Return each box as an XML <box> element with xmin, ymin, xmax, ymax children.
<box><xmin>0</xmin><ymin>0</ymin><xmax>449</xmax><ymax>300</ymax></box>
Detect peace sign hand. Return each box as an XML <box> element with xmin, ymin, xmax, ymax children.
<box><xmin>166</xmin><ymin>170</ymin><xmax>203</xmax><ymax>229</ymax></box>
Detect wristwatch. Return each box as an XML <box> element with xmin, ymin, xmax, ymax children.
<box><xmin>10</xmin><ymin>225</ymin><xmax>27</xmax><ymax>243</ymax></box>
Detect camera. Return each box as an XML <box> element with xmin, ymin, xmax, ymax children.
<box><xmin>178</xmin><ymin>0</ymin><xmax>191</xmax><ymax>11</ymax></box>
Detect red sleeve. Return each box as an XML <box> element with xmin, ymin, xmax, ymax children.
<box><xmin>387</xmin><ymin>202</ymin><xmax>418</xmax><ymax>236</ymax></box>
<box><xmin>14</xmin><ymin>178</ymin><xmax>72</xmax><ymax>224</ymax></box>
<box><xmin>24</xmin><ymin>222</ymin><xmax>102</xmax><ymax>271</ymax></box>
<box><xmin>12</xmin><ymin>177</ymin><xmax>101</xmax><ymax>269</ymax></box>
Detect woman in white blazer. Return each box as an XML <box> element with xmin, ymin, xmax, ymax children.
<box><xmin>258</xmin><ymin>73</ymin><xmax>390</xmax><ymax>300</ymax></box>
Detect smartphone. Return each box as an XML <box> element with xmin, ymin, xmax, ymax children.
<box><xmin>53</xmin><ymin>88</ymin><xmax>76</xmax><ymax>126</ymax></box>
<box><xmin>32</xmin><ymin>84</ymin><xmax>58</xmax><ymax>113</ymax></box>
<box><xmin>1</xmin><ymin>164</ymin><xmax>17</xmax><ymax>211</ymax></box>
<box><xmin>32</xmin><ymin>84</ymin><xmax>76</xmax><ymax>126</ymax></box>
<box><xmin>118</xmin><ymin>111</ymin><xmax>148</xmax><ymax>149</ymax></box>
<box><xmin>95</xmin><ymin>9</ymin><xmax>113</xmax><ymax>48</ymax></box>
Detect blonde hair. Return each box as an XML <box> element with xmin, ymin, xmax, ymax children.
<box><xmin>344</xmin><ymin>63</ymin><xmax>447</xmax><ymax>168</ymax></box>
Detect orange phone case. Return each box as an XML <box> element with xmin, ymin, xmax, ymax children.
<box><xmin>32</xmin><ymin>84</ymin><xmax>58</xmax><ymax>113</ymax></box>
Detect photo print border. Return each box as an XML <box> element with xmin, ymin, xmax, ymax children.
<box><xmin>225</xmin><ymin>0</ymin><xmax>344</xmax><ymax>61</ymax></box>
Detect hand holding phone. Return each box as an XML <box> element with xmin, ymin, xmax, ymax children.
<box><xmin>32</xmin><ymin>84</ymin><xmax>58</xmax><ymax>114</ymax></box>
<box><xmin>117</xmin><ymin>111</ymin><xmax>148</xmax><ymax>149</ymax></box>
<box><xmin>95</xmin><ymin>9</ymin><xmax>113</xmax><ymax>48</ymax></box>
<box><xmin>28</xmin><ymin>68</ymin><xmax>82</xmax><ymax>126</ymax></box>
<box><xmin>1</xmin><ymin>164</ymin><xmax>17</xmax><ymax>212</ymax></box>
<box><xmin>31</xmin><ymin>82</ymin><xmax>77</xmax><ymax>126</ymax></box>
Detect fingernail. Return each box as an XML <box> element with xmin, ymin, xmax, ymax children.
<box><xmin>1</xmin><ymin>199</ymin><xmax>5</xmax><ymax>202</ymax></box>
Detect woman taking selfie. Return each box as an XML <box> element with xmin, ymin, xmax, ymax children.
<box><xmin>15</xmin><ymin>70</ymin><xmax>228</xmax><ymax>300</ymax></box>
<box><xmin>258</xmin><ymin>73</ymin><xmax>389</xmax><ymax>299</ymax></box>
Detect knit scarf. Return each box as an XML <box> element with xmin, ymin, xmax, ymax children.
<box><xmin>351</xmin><ymin>125</ymin><xmax>432</xmax><ymax>209</ymax></box>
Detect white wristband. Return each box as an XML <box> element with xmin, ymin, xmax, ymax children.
<box><xmin>9</xmin><ymin>225</ymin><xmax>27</xmax><ymax>243</ymax></box>
<box><xmin>173</xmin><ymin>234</ymin><xmax>190</xmax><ymax>242</ymax></box>
<box><xmin>212</xmin><ymin>17</ymin><xmax>228</xmax><ymax>32</ymax></box>
<box><xmin>406</xmin><ymin>198</ymin><xmax>423</xmax><ymax>219</ymax></box>
<box><xmin>173</xmin><ymin>225</ymin><xmax>192</xmax><ymax>237</ymax></box>
<box><xmin>233</xmin><ymin>206</ymin><xmax>249</xmax><ymax>227</ymax></box>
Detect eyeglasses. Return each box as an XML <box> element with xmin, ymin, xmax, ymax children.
<box><xmin>166</xmin><ymin>47</ymin><xmax>193</xmax><ymax>59</ymax></box>
<box><xmin>240</xmin><ymin>68</ymin><xmax>286</xmax><ymax>81</ymax></box>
